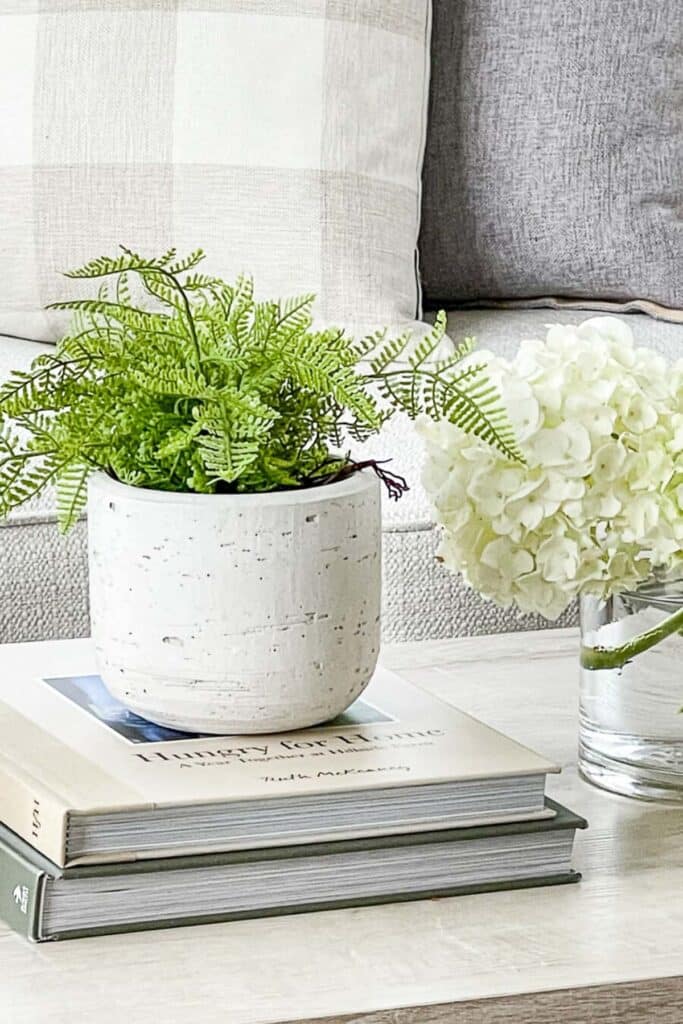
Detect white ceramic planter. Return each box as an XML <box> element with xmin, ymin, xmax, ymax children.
<box><xmin>88</xmin><ymin>471</ymin><xmax>381</xmax><ymax>734</ymax></box>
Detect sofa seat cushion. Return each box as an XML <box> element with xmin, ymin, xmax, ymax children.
<box><xmin>1</xmin><ymin>307</ymin><xmax>679</xmax><ymax>643</ymax></box>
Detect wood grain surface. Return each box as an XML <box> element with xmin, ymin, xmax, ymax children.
<box><xmin>292</xmin><ymin>977</ymin><xmax>683</xmax><ymax>1024</ymax></box>
<box><xmin>2</xmin><ymin>629</ymin><xmax>682</xmax><ymax>1024</ymax></box>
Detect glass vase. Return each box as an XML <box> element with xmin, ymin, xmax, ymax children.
<box><xmin>579</xmin><ymin>573</ymin><xmax>683</xmax><ymax>801</ymax></box>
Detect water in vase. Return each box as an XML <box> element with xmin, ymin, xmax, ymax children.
<box><xmin>579</xmin><ymin>581</ymin><xmax>683</xmax><ymax>801</ymax></box>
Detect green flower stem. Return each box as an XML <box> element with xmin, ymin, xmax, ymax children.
<box><xmin>580</xmin><ymin>604</ymin><xmax>683</xmax><ymax>672</ymax></box>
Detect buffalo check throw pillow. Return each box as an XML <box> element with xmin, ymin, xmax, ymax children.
<box><xmin>0</xmin><ymin>1</ymin><xmax>432</xmax><ymax>342</ymax></box>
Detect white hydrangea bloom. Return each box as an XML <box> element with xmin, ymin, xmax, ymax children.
<box><xmin>418</xmin><ymin>317</ymin><xmax>683</xmax><ymax>620</ymax></box>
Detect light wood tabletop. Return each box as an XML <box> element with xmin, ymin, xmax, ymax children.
<box><xmin>2</xmin><ymin>628</ymin><xmax>682</xmax><ymax>1024</ymax></box>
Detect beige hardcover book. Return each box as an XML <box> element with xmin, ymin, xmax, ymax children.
<box><xmin>0</xmin><ymin>639</ymin><xmax>559</xmax><ymax>867</ymax></box>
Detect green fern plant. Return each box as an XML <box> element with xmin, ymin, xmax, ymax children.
<box><xmin>0</xmin><ymin>247</ymin><xmax>522</xmax><ymax>531</ymax></box>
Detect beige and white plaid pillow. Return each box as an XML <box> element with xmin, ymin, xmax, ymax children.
<box><xmin>0</xmin><ymin>1</ymin><xmax>431</xmax><ymax>342</ymax></box>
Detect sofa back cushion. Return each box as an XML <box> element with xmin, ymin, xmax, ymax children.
<box><xmin>0</xmin><ymin>1</ymin><xmax>431</xmax><ymax>342</ymax></box>
<box><xmin>420</xmin><ymin>0</ymin><xmax>682</xmax><ymax>320</ymax></box>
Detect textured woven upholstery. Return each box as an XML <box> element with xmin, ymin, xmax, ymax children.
<box><xmin>420</xmin><ymin>0</ymin><xmax>682</xmax><ymax>318</ymax></box>
<box><xmin>1</xmin><ymin>309</ymin><xmax>678</xmax><ymax>644</ymax></box>
<box><xmin>0</xmin><ymin>1</ymin><xmax>431</xmax><ymax>342</ymax></box>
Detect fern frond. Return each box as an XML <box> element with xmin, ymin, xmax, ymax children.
<box><xmin>183</xmin><ymin>273</ymin><xmax>223</xmax><ymax>291</ymax></box>
<box><xmin>369</xmin><ymin>331</ymin><xmax>412</xmax><ymax>375</ymax></box>
<box><xmin>435</xmin><ymin>335</ymin><xmax>476</xmax><ymax>373</ymax></box>
<box><xmin>274</xmin><ymin>294</ymin><xmax>315</xmax><ymax>338</ymax></box>
<box><xmin>47</xmin><ymin>299</ymin><xmax>171</xmax><ymax>334</ymax></box>
<box><xmin>352</xmin><ymin>327</ymin><xmax>387</xmax><ymax>361</ymax></box>
<box><xmin>0</xmin><ymin>354</ymin><xmax>94</xmax><ymax>417</ymax></box>
<box><xmin>253</xmin><ymin>301</ymin><xmax>278</xmax><ymax>344</ymax></box>
<box><xmin>376</xmin><ymin>372</ymin><xmax>421</xmax><ymax>419</ymax></box>
<box><xmin>280</xmin><ymin>333</ymin><xmax>379</xmax><ymax>427</ymax></box>
<box><xmin>167</xmin><ymin>248</ymin><xmax>205</xmax><ymax>275</ymax></box>
<box><xmin>234</xmin><ymin>306</ymin><xmax>255</xmax><ymax>350</ymax></box>
<box><xmin>344</xmin><ymin>407</ymin><xmax>392</xmax><ymax>443</ymax></box>
<box><xmin>232</xmin><ymin>274</ymin><xmax>254</xmax><ymax>317</ymax></box>
<box><xmin>116</xmin><ymin>272</ymin><xmax>132</xmax><ymax>307</ymax></box>
<box><xmin>56</xmin><ymin>460</ymin><xmax>90</xmax><ymax>532</ymax></box>
<box><xmin>63</xmin><ymin>248</ymin><xmax>156</xmax><ymax>279</ymax></box>
<box><xmin>128</xmin><ymin>366</ymin><xmax>209</xmax><ymax>400</ymax></box>
<box><xmin>154</xmin><ymin>247</ymin><xmax>178</xmax><ymax>268</ymax></box>
<box><xmin>197</xmin><ymin>431</ymin><xmax>260</xmax><ymax>483</ymax></box>
<box><xmin>155</xmin><ymin>422</ymin><xmax>203</xmax><ymax>460</ymax></box>
<box><xmin>0</xmin><ymin>441</ymin><xmax>69</xmax><ymax>515</ymax></box>
<box><xmin>408</xmin><ymin>311</ymin><xmax>448</xmax><ymax>370</ymax></box>
<box><xmin>186</xmin><ymin>279</ymin><xmax>236</xmax><ymax>320</ymax></box>
<box><xmin>138</xmin><ymin>271</ymin><xmax>188</xmax><ymax>317</ymax></box>
<box><xmin>427</xmin><ymin>364</ymin><xmax>524</xmax><ymax>462</ymax></box>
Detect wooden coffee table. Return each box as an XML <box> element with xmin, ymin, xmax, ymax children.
<box><xmin>2</xmin><ymin>628</ymin><xmax>682</xmax><ymax>1024</ymax></box>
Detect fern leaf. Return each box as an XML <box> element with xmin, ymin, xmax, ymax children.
<box><xmin>0</xmin><ymin>441</ymin><xmax>68</xmax><ymax>515</ymax></box>
<box><xmin>116</xmin><ymin>272</ymin><xmax>131</xmax><ymax>307</ymax></box>
<box><xmin>352</xmin><ymin>327</ymin><xmax>387</xmax><ymax>361</ymax></box>
<box><xmin>154</xmin><ymin>247</ymin><xmax>178</xmax><ymax>268</ymax></box>
<box><xmin>232</xmin><ymin>274</ymin><xmax>254</xmax><ymax>317</ymax></box>
<box><xmin>429</xmin><ymin>366</ymin><xmax>524</xmax><ymax>462</ymax></box>
<box><xmin>155</xmin><ymin>422</ymin><xmax>203</xmax><ymax>460</ymax></box>
<box><xmin>408</xmin><ymin>311</ymin><xmax>448</xmax><ymax>370</ymax></box>
<box><xmin>234</xmin><ymin>306</ymin><xmax>255</xmax><ymax>350</ymax></box>
<box><xmin>369</xmin><ymin>332</ymin><xmax>412</xmax><ymax>375</ymax></box>
<box><xmin>0</xmin><ymin>355</ymin><xmax>94</xmax><ymax>417</ymax></box>
<box><xmin>139</xmin><ymin>271</ymin><xmax>187</xmax><ymax>317</ymax></box>
<box><xmin>128</xmin><ymin>366</ymin><xmax>208</xmax><ymax>399</ymax></box>
<box><xmin>344</xmin><ymin>408</ymin><xmax>392</xmax><ymax>443</ymax></box>
<box><xmin>197</xmin><ymin>432</ymin><xmax>260</xmax><ymax>483</ymax></box>
<box><xmin>185</xmin><ymin>279</ymin><xmax>236</xmax><ymax>321</ymax></box>
<box><xmin>253</xmin><ymin>301</ymin><xmax>278</xmax><ymax>344</ymax></box>
<box><xmin>56</xmin><ymin>460</ymin><xmax>90</xmax><ymax>532</ymax></box>
<box><xmin>274</xmin><ymin>294</ymin><xmax>315</xmax><ymax>338</ymax></box>
<box><xmin>183</xmin><ymin>273</ymin><xmax>223</xmax><ymax>291</ymax></box>
<box><xmin>280</xmin><ymin>334</ymin><xmax>379</xmax><ymax>427</ymax></box>
<box><xmin>47</xmin><ymin>298</ymin><xmax>170</xmax><ymax>334</ymax></box>
<box><xmin>63</xmin><ymin>248</ymin><xmax>151</xmax><ymax>280</ymax></box>
<box><xmin>434</xmin><ymin>335</ymin><xmax>476</xmax><ymax>373</ymax></box>
<box><xmin>167</xmin><ymin>249</ymin><xmax>205</xmax><ymax>275</ymax></box>
<box><xmin>377</xmin><ymin>373</ymin><xmax>425</xmax><ymax>420</ymax></box>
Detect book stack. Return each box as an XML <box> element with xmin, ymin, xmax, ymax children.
<box><xmin>0</xmin><ymin>639</ymin><xmax>585</xmax><ymax>942</ymax></box>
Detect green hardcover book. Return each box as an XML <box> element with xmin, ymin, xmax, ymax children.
<box><xmin>0</xmin><ymin>799</ymin><xmax>586</xmax><ymax>942</ymax></box>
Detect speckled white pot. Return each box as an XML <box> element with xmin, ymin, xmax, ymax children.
<box><xmin>87</xmin><ymin>471</ymin><xmax>381</xmax><ymax>734</ymax></box>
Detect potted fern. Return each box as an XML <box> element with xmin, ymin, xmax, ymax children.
<box><xmin>0</xmin><ymin>248</ymin><xmax>519</xmax><ymax>733</ymax></box>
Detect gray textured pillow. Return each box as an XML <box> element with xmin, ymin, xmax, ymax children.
<box><xmin>419</xmin><ymin>0</ymin><xmax>683</xmax><ymax>320</ymax></box>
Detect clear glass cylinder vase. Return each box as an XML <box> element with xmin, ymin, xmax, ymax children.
<box><xmin>579</xmin><ymin>574</ymin><xmax>683</xmax><ymax>800</ymax></box>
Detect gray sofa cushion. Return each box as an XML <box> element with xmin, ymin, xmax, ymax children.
<box><xmin>420</xmin><ymin>0</ymin><xmax>683</xmax><ymax>317</ymax></box>
<box><xmin>2</xmin><ymin>308</ymin><xmax>677</xmax><ymax>644</ymax></box>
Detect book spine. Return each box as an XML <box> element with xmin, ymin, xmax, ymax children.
<box><xmin>0</xmin><ymin>755</ymin><xmax>68</xmax><ymax>866</ymax></box>
<box><xmin>0</xmin><ymin>836</ymin><xmax>46</xmax><ymax>941</ymax></box>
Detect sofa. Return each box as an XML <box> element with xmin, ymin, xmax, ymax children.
<box><xmin>2</xmin><ymin>307</ymin><xmax>679</xmax><ymax>645</ymax></box>
<box><xmin>0</xmin><ymin>1</ymin><xmax>680</xmax><ymax>644</ymax></box>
